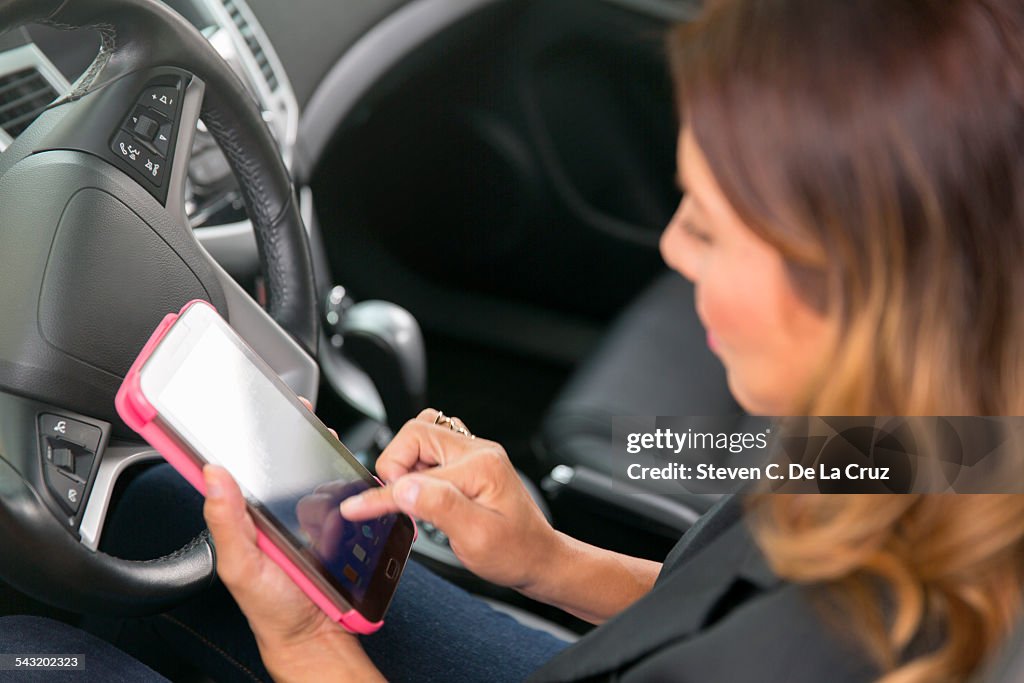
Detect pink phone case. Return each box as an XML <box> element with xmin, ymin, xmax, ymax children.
<box><xmin>115</xmin><ymin>299</ymin><xmax>384</xmax><ymax>635</ymax></box>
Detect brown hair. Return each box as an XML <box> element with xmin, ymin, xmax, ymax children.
<box><xmin>668</xmin><ymin>0</ymin><xmax>1024</xmax><ymax>681</ymax></box>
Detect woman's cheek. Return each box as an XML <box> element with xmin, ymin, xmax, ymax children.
<box><xmin>701</xmin><ymin>268</ymin><xmax>786</xmax><ymax>412</ymax></box>
<box><xmin>699</xmin><ymin>266</ymin><xmax>759</xmax><ymax>356</ymax></box>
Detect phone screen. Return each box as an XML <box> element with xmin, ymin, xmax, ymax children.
<box><xmin>139</xmin><ymin>304</ymin><xmax>412</xmax><ymax>619</ymax></box>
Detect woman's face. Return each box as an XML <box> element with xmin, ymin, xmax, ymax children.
<box><xmin>660</xmin><ymin>127</ymin><xmax>835</xmax><ymax>415</ymax></box>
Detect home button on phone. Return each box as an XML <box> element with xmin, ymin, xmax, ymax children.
<box><xmin>385</xmin><ymin>558</ymin><xmax>399</xmax><ymax>579</ymax></box>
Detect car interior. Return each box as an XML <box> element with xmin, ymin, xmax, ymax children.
<box><xmin>0</xmin><ymin>0</ymin><xmax>1021</xmax><ymax>681</ymax></box>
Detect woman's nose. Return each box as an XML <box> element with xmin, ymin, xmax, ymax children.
<box><xmin>660</xmin><ymin>216</ymin><xmax>696</xmax><ymax>283</ymax></box>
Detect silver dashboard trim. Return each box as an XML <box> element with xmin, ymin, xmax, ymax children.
<box><xmin>194</xmin><ymin>217</ymin><xmax>259</xmax><ymax>276</ymax></box>
<box><xmin>78</xmin><ymin>445</ymin><xmax>162</xmax><ymax>550</ymax></box>
<box><xmin>0</xmin><ymin>44</ymin><xmax>71</xmax><ymax>152</ymax></box>
<box><xmin>197</xmin><ymin>0</ymin><xmax>299</xmax><ymax>170</ymax></box>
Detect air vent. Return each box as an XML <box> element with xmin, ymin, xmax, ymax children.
<box><xmin>0</xmin><ymin>67</ymin><xmax>58</xmax><ymax>137</ymax></box>
<box><xmin>222</xmin><ymin>0</ymin><xmax>279</xmax><ymax>91</ymax></box>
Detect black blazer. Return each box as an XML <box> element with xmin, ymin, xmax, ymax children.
<box><xmin>528</xmin><ymin>496</ymin><xmax>880</xmax><ymax>682</ymax></box>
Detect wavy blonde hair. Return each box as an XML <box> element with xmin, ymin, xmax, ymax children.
<box><xmin>669</xmin><ymin>0</ymin><xmax>1024</xmax><ymax>680</ymax></box>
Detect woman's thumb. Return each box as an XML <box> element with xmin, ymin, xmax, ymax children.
<box><xmin>203</xmin><ymin>465</ymin><xmax>261</xmax><ymax>585</ymax></box>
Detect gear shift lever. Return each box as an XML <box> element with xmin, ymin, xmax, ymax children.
<box><xmin>324</xmin><ymin>287</ymin><xmax>427</xmax><ymax>433</ymax></box>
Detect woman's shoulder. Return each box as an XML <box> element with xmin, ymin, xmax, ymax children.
<box><xmin>532</xmin><ymin>495</ymin><xmax>880</xmax><ymax>683</ymax></box>
<box><xmin>617</xmin><ymin>579</ymin><xmax>879</xmax><ymax>683</ymax></box>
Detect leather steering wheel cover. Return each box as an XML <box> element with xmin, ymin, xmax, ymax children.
<box><xmin>0</xmin><ymin>457</ymin><xmax>216</xmax><ymax>616</ymax></box>
<box><xmin>0</xmin><ymin>0</ymin><xmax>312</xmax><ymax>615</ymax></box>
<box><xmin>0</xmin><ymin>0</ymin><xmax>319</xmax><ymax>355</ymax></box>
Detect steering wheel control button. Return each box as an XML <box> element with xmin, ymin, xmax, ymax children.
<box><xmin>140</xmin><ymin>85</ymin><xmax>180</xmax><ymax>119</ymax></box>
<box><xmin>124</xmin><ymin>105</ymin><xmax>173</xmax><ymax>154</ymax></box>
<box><xmin>110</xmin><ymin>78</ymin><xmax>183</xmax><ymax>196</ymax></box>
<box><xmin>50</xmin><ymin>446</ymin><xmax>74</xmax><ymax>471</ymax></box>
<box><xmin>153</xmin><ymin>122</ymin><xmax>173</xmax><ymax>156</ymax></box>
<box><xmin>132</xmin><ymin>113</ymin><xmax>160</xmax><ymax>141</ymax></box>
<box><xmin>38</xmin><ymin>414</ymin><xmax>102</xmax><ymax>453</ymax></box>
<box><xmin>112</xmin><ymin>130</ymin><xmax>144</xmax><ymax>161</ymax></box>
<box><xmin>143</xmin><ymin>157</ymin><xmax>166</xmax><ymax>185</ymax></box>
<box><xmin>45</xmin><ymin>464</ymin><xmax>85</xmax><ymax>515</ymax></box>
<box><xmin>111</xmin><ymin>131</ymin><xmax>166</xmax><ymax>187</ymax></box>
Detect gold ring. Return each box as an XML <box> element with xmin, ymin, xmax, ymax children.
<box><xmin>433</xmin><ymin>410</ymin><xmax>475</xmax><ymax>438</ymax></box>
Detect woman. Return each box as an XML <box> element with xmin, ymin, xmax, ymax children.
<box><xmin>4</xmin><ymin>0</ymin><xmax>1023</xmax><ymax>680</ymax></box>
<box><xmin>196</xmin><ymin>1</ymin><xmax>1024</xmax><ymax>681</ymax></box>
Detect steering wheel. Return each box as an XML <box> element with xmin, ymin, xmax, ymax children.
<box><xmin>0</xmin><ymin>0</ymin><xmax>319</xmax><ymax>615</ymax></box>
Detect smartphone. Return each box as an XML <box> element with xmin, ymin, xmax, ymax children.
<box><xmin>115</xmin><ymin>300</ymin><xmax>414</xmax><ymax>634</ymax></box>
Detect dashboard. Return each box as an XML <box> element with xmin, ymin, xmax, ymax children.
<box><xmin>0</xmin><ymin>0</ymin><xmax>494</xmax><ymax>276</ymax></box>
<box><xmin>0</xmin><ymin>0</ymin><xmax>689</xmax><ymax>276</ymax></box>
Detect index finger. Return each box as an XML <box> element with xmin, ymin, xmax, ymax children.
<box><xmin>374</xmin><ymin>409</ymin><xmax>482</xmax><ymax>483</ymax></box>
<box><xmin>341</xmin><ymin>454</ymin><xmax>490</xmax><ymax>522</ymax></box>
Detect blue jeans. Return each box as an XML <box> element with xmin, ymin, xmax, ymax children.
<box><xmin>1</xmin><ymin>464</ymin><xmax>569</xmax><ymax>681</ymax></box>
<box><xmin>366</xmin><ymin>561</ymin><xmax>569</xmax><ymax>681</ymax></box>
<box><xmin>0</xmin><ymin>615</ymin><xmax>165</xmax><ymax>682</ymax></box>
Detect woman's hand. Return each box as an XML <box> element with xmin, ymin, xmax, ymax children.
<box><xmin>341</xmin><ymin>409</ymin><xmax>662</xmax><ymax>624</ymax></box>
<box><xmin>202</xmin><ymin>465</ymin><xmax>384</xmax><ymax>683</ymax></box>
<box><xmin>339</xmin><ymin>409</ymin><xmax>561</xmax><ymax>592</ymax></box>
